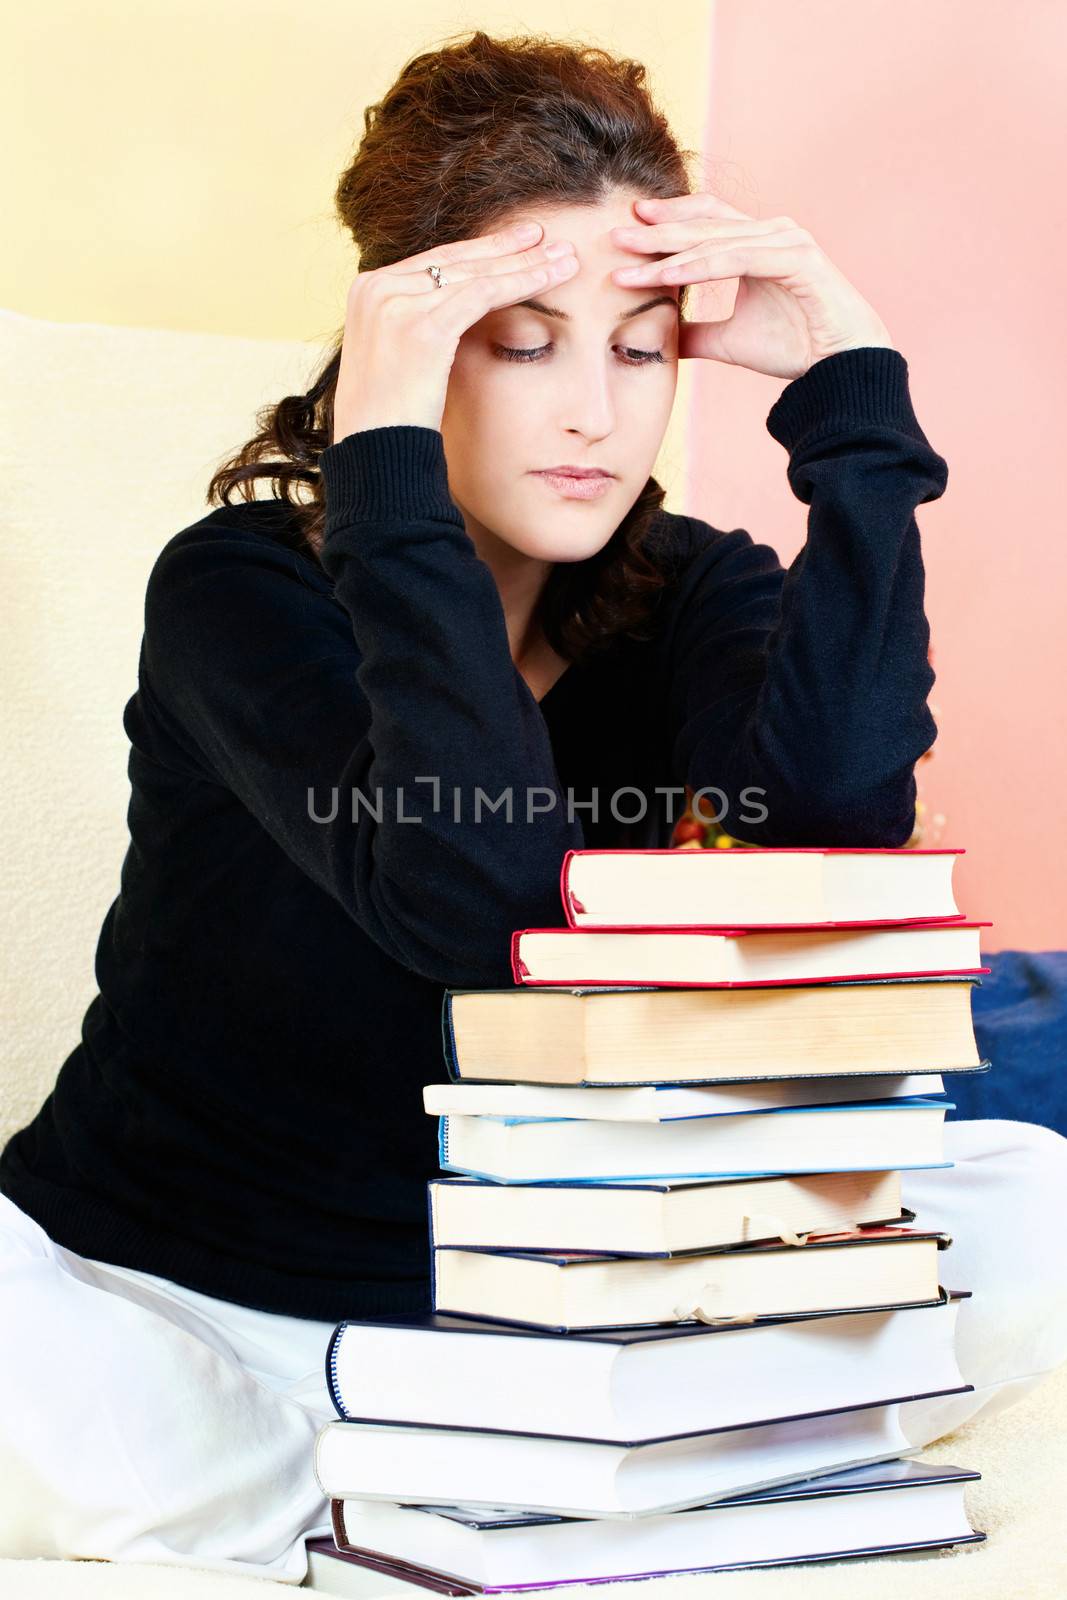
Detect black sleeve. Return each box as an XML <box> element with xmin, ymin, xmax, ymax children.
<box><xmin>666</xmin><ymin>346</ymin><xmax>948</xmax><ymax>846</ymax></box>
<box><xmin>142</xmin><ymin>426</ymin><xmax>583</xmax><ymax>988</ymax></box>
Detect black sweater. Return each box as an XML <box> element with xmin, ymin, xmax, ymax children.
<box><xmin>0</xmin><ymin>347</ymin><xmax>948</xmax><ymax>1321</ymax></box>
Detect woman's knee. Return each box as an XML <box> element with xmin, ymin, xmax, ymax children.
<box><xmin>943</xmin><ymin>1120</ymin><xmax>1067</xmax><ymax>1389</ymax></box>
<box><xmin>0</xmin><ymin>1243</ymin><xmax>322</xmax><ymax>1566</ymax></box>
<box><xmin>0</xmin><ymin>1191</ymin><xmax>57</xmax><ymax>1266</ymax></box>
<box><xmin>968</xmin><ymin>1118</ymin><xmax>1067</xmax><ymax>1234</ymax></box>
<box><xmin>1006</xmin><ymin>1118</ymin><xmax>1067</xmax><ymax>1189</ymax></box>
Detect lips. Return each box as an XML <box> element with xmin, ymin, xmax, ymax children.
<box><xmin>531</xmin><ymin>468</ymin><xmax>615</xmax><ymax>501</ymax></box>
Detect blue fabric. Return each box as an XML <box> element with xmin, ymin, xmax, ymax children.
<box><xmin>946</xmin><ymin>951</ymin><xmax>1067</xmax><ymax>1135</ymax></box>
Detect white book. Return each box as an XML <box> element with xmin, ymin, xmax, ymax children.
<box><xmin>313</xmin><ymin>1396</ymin><xmax>965</xmax><ymax>1519</ymax></box>
<box><xmin>432</xmin><ymin>1228</ymin><xmax>947</xmax><ymax>1331</ymax></box>
<box><xmin>424</xmin><ymin>1075</ymin><xmax>946</xmax><ymax>1121</ymax></box>
<box><xmin>428</xmin><ymin>1169</ymin><xmax>904</xmax><ymax>1255</ymax></box>
<box><xmin>317</xmin><ymin>1459</ymin><xmax>982</xmax><ymax>1591</ymax></box>
<box><xmin>325</xmin><ymin>1295</ymin><xmax>966</xmax><ymax>1441</ymax></box>
<box><xmin>437</xmin><ymin>1099</ymin><xmax>951</xmax><ymax>1182</ymax></box>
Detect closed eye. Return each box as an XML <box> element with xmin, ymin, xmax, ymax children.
<box><xmin>492</xmin><ymin>343</ymin><xmax>665</xmax><ymax>367</ymax></box>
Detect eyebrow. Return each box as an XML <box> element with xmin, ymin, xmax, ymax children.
<box><xmin>513</xmin><ymin>294</ymin><xmax>679</xmax><ymax>323</ymax></box>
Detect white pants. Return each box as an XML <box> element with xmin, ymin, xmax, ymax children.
<box><xmin>2</xmin><ymin>1118</ymin><xmax>1067</xmax><ymax>1585</ymax></box>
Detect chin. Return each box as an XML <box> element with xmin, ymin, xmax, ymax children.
<box><xmin>506</xmin><ymin>523</ymin><xmax>618</xmax><ymax>563</ymax></box>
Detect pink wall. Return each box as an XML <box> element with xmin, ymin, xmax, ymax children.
<box><xmin>688</xmin><ymin>0</ymin><xmax>1067</xmax><ymax>951</ymax></box>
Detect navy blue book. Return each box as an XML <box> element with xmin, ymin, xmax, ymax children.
<box><xmin>324</xmin><ymin>1291</ymin><xmax>970</xmax><ymax>1443</ymax></box>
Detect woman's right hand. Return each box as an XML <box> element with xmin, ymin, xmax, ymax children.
<box><xmin>331</xmin><ymin>222</ymin><xmax>579</xmax><ymax>445</ymax></box>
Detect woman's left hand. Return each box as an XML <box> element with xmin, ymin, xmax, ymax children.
<box><xmin>611</xmin><ymin>192</ymin><xmax>895</xmax><ymax>380</ymax></box>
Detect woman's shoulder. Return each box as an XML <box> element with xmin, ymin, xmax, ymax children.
<box><xmin>161</xmin><ymin>495</ymin><xmax>320</xmax><ymax>555</ymax></box>
<box><xmin>647</xmin><ymin>506</ymin><xmax>784</xmax><ymax>590</ymax></box>
<box><xmin>141</xmin><ymin>500</ymin><xmax>342</xmax><ymax>687</ymax></box>
<box><xmin>148</xmin><ymin>497</ymin><xmax>333</xmax><ymax>602</ymax></box>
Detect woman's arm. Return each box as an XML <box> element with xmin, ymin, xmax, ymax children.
<box><xmin>666</xmin><ymin>346</ymin><xmax>948</xmax><ymax>846</ymax></box>
<box><xmin>142</xmin><ymin>425</ymin><xmax>583</xmax><ymax>989</ymax></box>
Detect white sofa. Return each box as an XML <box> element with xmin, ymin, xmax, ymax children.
<box><xmin>2</xmin><ymin>306</ymin><xmax>1064</xmax><ymax>1597</ymax></box>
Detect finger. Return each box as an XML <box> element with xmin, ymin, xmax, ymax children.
<box><xmin>634</xmin><ymin>191</ymin><xmax>758</xmax><ymax>224</ymax></box>
<box><xmin>383</xmin><ymin>220</ymin><xmax>545</xmax><ymax>275</ymax></box>
<box><xmin>611</xmin><ymin>217</ymin><xmax>783</xmax><ymax>255</ymax></box>
<box><xmin>678</xmin><ymin>320</ymin><xmax>735</xmax><ymax>363</ymax></box>
<box><xmin>423</xmin><ymin>256</ymin><xmax>580</xmax><ymax>339</ymax></box>
<box><xmin>614</xmin><ymin>235</ymin><xmax>811</xmax><ymax>286</ymax></box>
<box><xmin>359</xmin><ymin>241</ymin><xmax>572</xmax><ymax>300</ymax></box>
<box><xmin>393</xmin><ymin>238</ymin><xmax>575</xmax><ymax>283</ymax></box>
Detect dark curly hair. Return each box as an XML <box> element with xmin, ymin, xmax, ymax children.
<box><xmin>207</xmin><ymin>29</ymin><xmax>698</xmax><ymax>662</ymax></box>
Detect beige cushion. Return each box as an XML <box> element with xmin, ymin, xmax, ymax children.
<box><xmin>0</xmin><ymin>305</ymin><xmax>321</xmax><ymax>1143</ymax></box>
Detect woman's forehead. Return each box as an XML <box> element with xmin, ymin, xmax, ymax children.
<box><xmin>495</xmin><ymin>190</ymin><xmax>651</xmax><ymax>244</ymax></box>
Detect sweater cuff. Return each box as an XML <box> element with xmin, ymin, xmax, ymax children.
<box><xmin>318</xmin><ymin>425</ymin><xmax>463</xmax><ymax>532</ymax></box>
<box><xmin>766</xmin><ymin>347</ymin><xmax>922</xmax><ymax>454</ymax></box>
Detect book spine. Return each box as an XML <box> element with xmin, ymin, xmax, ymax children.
<box><xmin>324</xmin><ymin>1531</ymin><xmax>479</xmax><ymax>1596</ymax></box>
<box><xmin>324</xmin><ymin>1321</ymin><xmax>350</xmax><ymax>1420</ymax></box>
<box><xmin>429</xmin><ymin>1229</ymin><xmax>440</xmax><ymax>1308</ymax></box>
<box><xmin>560</xmin><ymin>848</ymin><xmax>580</xmax><ymax>929</ymax></box>
<box><xmin>330</xmin><ymin>1498</ymin><xmax>348</xmax><ymax>1550</ymax></box>
<box><xmin>441</xmin><ymin>992</ymin><xmax>461</xmax><ymax>1082</ymax></box>
<box><xmin>426</xmin><ymin>1180</ymin><xmax>439</xmax><ymax>1253</ymax></box>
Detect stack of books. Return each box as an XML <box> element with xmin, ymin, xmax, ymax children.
<box><xmin>308</xmin><ymin>847</ymin><xmax>991</xmax><ymax>1594</ymax></box>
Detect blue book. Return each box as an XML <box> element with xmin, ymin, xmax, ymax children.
<box><xmin>436</xmin><ymin>1098</ymin><xmax>955</xmax><ymax>1183</ymax></box>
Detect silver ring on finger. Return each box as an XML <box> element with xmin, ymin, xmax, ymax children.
<box><xmin>425</xmin><ymin>263</ymin><xmax>448</xmax><ymax>289</ymax></box>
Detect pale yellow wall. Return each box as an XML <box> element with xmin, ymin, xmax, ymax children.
<box><xmin>5</xmin><ymin>3</ymin><xmax>711</xmax><ymax>505</ymax></box>
<box><xmin>4</xmin><ymin>3</ymin><xmax>712</xmax><ymax>342</ymax></box>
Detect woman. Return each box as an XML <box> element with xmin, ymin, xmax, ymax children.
<box><xmin>2</xmin><ymin>29</ymin><xmax>1065</xmax><ymax>1585</ymax></box>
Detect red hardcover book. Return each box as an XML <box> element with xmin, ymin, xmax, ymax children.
<box><xmin>510</xmin><ymin>919</ymin><xmax>992</xmax><ymax>988</ymax></box>
<box><xmin>559</xmin><ymin>846</ymin><xmax>967</xmax><ymax>931</ymax></box>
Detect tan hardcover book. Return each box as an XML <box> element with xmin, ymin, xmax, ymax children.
<box><xmin>443</xmin><ymin>978</ymin><xmax>986</xmax><ymax>1086</ymax></box>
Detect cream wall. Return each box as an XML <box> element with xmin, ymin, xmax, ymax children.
<box><xmin>2</xmin><ymin>7</ymin><xmax>713</xmax><ymax>1135</ymax></box>
<box><xmin>3</xmin><ymin>3</ymin><xmax>712</xmax><ymax>504</ymax></box>
<box><xmin>4</xmin><ymin>4</ymin><xmax>711</xmax><ymax>341</ymax></box>
<box><xmin>691</xmin><ymin>0</ymin><xmax>1066</xmax><ymax>951</ymax></box>
<box><xmin>9</xmin><ymin>3</ymin><xmax>1058</xmax><ymax>948</ymax></box>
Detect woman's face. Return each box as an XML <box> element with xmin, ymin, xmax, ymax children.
<box><xmin>440</xmin><ymin>190</ymin><xmax>680</xmax><ymax>565</ymax></box>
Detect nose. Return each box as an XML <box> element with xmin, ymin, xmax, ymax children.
<box><xmin>556</xmin><ymin>347</ymin><xmax>616</xmax><ymax>443</ymax></box>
